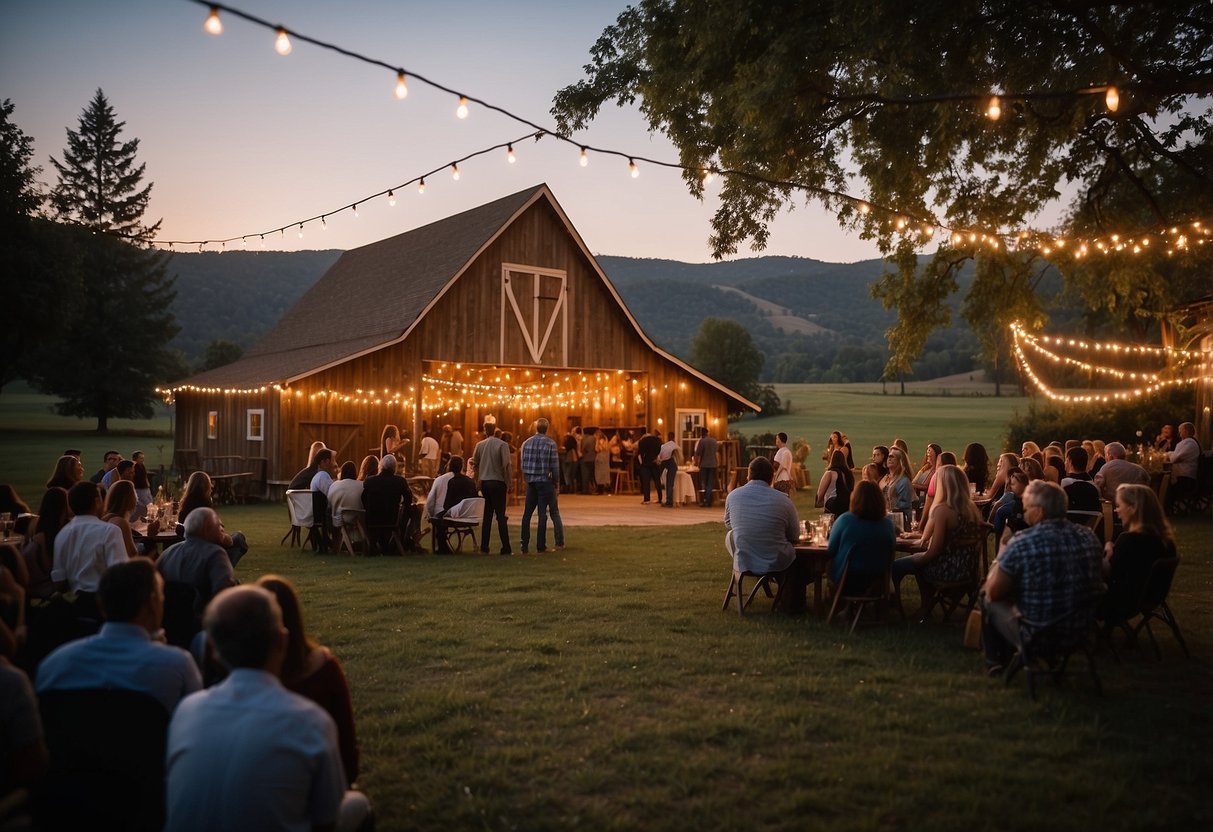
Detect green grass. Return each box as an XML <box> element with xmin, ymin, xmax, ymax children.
<box><xmin>212</xmin><ymin>503</ymin><xmax>1209</xmax><ymax>832</ymax></box>
<box><xmin>3</xmin><ymin>386</ymin><xmax>1209</xmax><ymax>830</ymax></box>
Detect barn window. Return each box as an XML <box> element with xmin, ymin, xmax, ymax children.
<box><xmin>246</xmin><ymin>409</ymin><xmax>264</xmax><ymax>441</ymax></box>
<box><xmin>206</xmin><ymin>411</ymin><xmax>218</xmax><ymax>440</ymax></box>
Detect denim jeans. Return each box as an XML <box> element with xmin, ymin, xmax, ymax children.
<box><xmin>661</xmin><ymin>459</ymin><xmax>677</xmax><ymax>506</ymax></box>
<box><xmin>521</xmin><ymin>480</ymin><xmax>563</xmax><ymax>551</ymax></box>
<box><xmin>479</xmin><ymin>479</ymin><xmax>510</xmax><ymax>552</ymax></box>
<box><xmin>699</xmin><ymin>466</ymin><xmax>717</xmax><ymax>507</ymax></box>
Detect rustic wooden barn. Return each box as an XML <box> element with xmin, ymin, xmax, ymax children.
<box><xmin>164</xmin><ymin>184</ymin><xmax>758</xmax><ymax>487</ymax></box>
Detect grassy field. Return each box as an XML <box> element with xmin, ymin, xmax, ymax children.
<box><xmin>2</xmin><ymin>386</ymin><xmax>1210</xmax><ymax>830</ymax></box>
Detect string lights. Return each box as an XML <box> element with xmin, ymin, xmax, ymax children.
<box><xmin>1010</xmin><ymin>322</ymin><xmax>1205</xmax><ymax>404</ymax></box>
<box><xmin>173</xmin><ymin>1</ymin><xmax>1208</xmax><ymax>258</ymax></box>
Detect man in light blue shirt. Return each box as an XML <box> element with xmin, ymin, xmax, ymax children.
<box><xmin>36</xmin><ymin>558</ymin><xmax>201</xmax><ymax>714</ymax></box>
<box><xmin>723</xmin><ymin>456</ymin><xmax>800</xmax><ymax>575</ymax></box>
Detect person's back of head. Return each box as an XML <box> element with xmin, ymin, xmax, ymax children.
<box><xmin>67</xmin><ymin>481</ymin><xmax>101</xmax><ymax>517</ymax></box>
<box><xmin>1105</xmin><ymin>442</ymin><xmax>1126</xmax><ymax>460</ymax></box>
<box><xmin>535</xmin><ymin>418</ymin><xmax>549</xmax><ymax>434</ymax></box>
<box><xmin>379</xmin><ymin>454</ymin><xmax>398</xmax><ymax>474</ymax></box>
<box><xmin>448</xmin><ymin>455</ymin><xmax>464</xmax><ymax>474</ymax></box>
<box><xmin>116</xmin><ymin>459</ymin><xmax>135</xmax><ymax>479</ymax></box>
<box><xmin>339</xmin><ymin>461</ymin><xmax>357</xmax><ymax>481</ymax></box>
<box><xmin>314</xmin><ymin>449</ymin><xmax>335</xmax><ymax>467</ymax></box>
<box><xmin>204</xmin><ymin>586</ymin><xmax>283</xmax><ymax>671</ymax></box>
<box><xmin>748</xmin><ymin>456</ymin><xmax>774</xmax><ymax>484</ymax></box>
<box><xmin>182</xmin><ymin>506</ymin><xmax>217</xmax><ymax>540</ymax></box>
<box><xmin>1025</xmin><ymin>480</ymin><xmax>1067</xmax><ymax>520</ymax></box>
<box><xmin>850</xmin><ymin>480</ymin><xmax>885</xmax><ymax>521</ymax></box>
<box><xmin>1066</xmin><ymin>446</ymin><xmax>1089</xmax><ymax>472</ymax></box>
<box><xmin>99</xmin><ymin>558</ymin><xmax>158</xmax><ymax>624</ymax></box>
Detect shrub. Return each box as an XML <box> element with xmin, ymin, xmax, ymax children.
<box><xmin>1005</xmin><ymin>387</ymin><xmax>1196</xmax><ymax>451</ymax></box>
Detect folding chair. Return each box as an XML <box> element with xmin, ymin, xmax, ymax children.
<box><xmin>443</xmin><ymin>497</ymin><xmax>484</xmax><ymax>552</ymax></box>
<box><xmin>917</xmin><ymin>522</ymin><xmax>992</xmax><ymax>623</ymax></box>
<box><xmin>722</xmin><ymin>568</ymin><xmax>787</xmax><ymax>616</ymax></box>
<box><xmin>1005</xmin><ymin>598</ymin><xmax>1102</xmax><ymax>700</ymax></box>
<box><xmin>826</xmin><ymin>551</ymin><xmax>902</xmax><ymax>633</ymax></box>
<box><xmin>1067</xmin><ymin>510</ymin><xmax>1105</xmax><ymax>541</ymax></box>
<box><xmin>1109</xmin><ymin>556</ymin><xmax>1190</xmax><ymax>660</ymax></box>
<box><xmin>282</xmin><ymin>489</ymin><xmax>315</xmax><ymax>548</ymax></box>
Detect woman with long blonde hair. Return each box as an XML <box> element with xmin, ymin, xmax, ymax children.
<box><xmin>881</xmin><ymin>448</ymin><xmax>913</xmax><ymax>526</ymax></box>
<box><xmin>1099</xmin><ymin>484</ymin><xmax>1175</xmax><ymax>624</ymax></box>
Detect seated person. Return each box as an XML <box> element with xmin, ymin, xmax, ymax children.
<box><xmin>1060</xmin><ymin>446</ymin><xmax>1101</xmax><ymax>513</ymax></box>
<box><xmin>327</xmin><ymin>461</ymin><xmax>365</xmax><ymax>533</ymax></box>
<box><xmin>165</xmin><ymin>586</ymin><xmax>369</xmax><ymax>832</ymax></box>
<box><xmin>287</xmin><ymin>441</ymin><xmax>328</xmax><ymax>490</ymax></box>
<box><xmin>157</xmin><ymin>508</ymin><xmax>238</xmax><ymax>618</ymax></box>
<box><xmin>179</xmin><ymin>471</ymin><xmax>248</xmax><ymax>566</ymax></box>
<box><xmin>827</xmin><ymin>481</ymin><xmax>895</xmax><ymax>593</ymax></box>
<box><xmin>361</xmin><ymin>455</ymin><xmax>420</xmax><ymax>554</ymax></box>
<box><xmin>102</xmin><ymin>480</ymin><xmax>141</xmax><ymax>559</ymax></box>
<box><xmin>36</xmin><ymin>558</ymin><xmax>202</xmax><ymax>714</ymax></box>
<box><xmin>992</xmin><ymin>470</ymin><xmax>1029</xmax><ymax>547</ymax></box>
<box><xmin>429</xmin><ymin>457</ymin><xmax>479</xmax><ymax>554</ymax></box>
<box><xmin>723</xmin><ymin>457</ymin><xmax>800</xmax><ymax>577</ymax></box>
<box><xmin>52</xmin><ymin>482</ymin><xmax>128</xmax><ymax>600</ymax></box>
<box><xmin>1093</xmin><ymin>442</ymin><xmax>1150</xmax><ymax>502</ymax></box>
<box><xmin>1098</xmin><ymin>484</ymin><xmax>1175</xmax><ymax>624</ymax></box>
<box><xmin>980</xmin><ymin>481</ymin><xmax>1103</xmax><ymax>675</ymax></box>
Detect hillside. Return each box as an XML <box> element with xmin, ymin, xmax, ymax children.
<box><xmin>164</xmin><ymin>249</ymin><xmax>989</xmax><ymax>382</ymax></box>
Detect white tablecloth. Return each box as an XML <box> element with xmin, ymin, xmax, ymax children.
<box><xmin>674</xmin><ymin>471</ymin><xmax>697</xmax><ymax>505</ymax></box>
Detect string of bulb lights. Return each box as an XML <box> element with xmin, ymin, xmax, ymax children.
<box><xmin>163</xmin><ymin>1</ymin><xmax>1209</xmax><ymax>259</ymax></box>
<box><xmin>1009</xmin><ymin>323</ymin><xmax>1205</xmax><ymax>404</ymax></box>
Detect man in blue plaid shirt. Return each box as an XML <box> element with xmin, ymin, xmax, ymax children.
<box><xmin>520</xmin><ymin>418</ymin><xmax>565</xmax><ymax>554</ymax></box>
<box><xmin>980</xmin><ymin>480</ymin><xmax>1103</xmax><ymax>674</ymax></box>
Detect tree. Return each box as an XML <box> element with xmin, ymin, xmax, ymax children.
<box><xmin>201</xmin><ymin>339</ymin><xmax>244</xmax><ymax>372</ymax></box>
<box><xmin>553</xmin><ymin>2</ymin><xmax>1213</xmax><ymax>375</ymax></box>
<box><xmin>25</xmin><ymin>89</ymin><xmax>178</xmax><ymax>431</ymax></box>
<box><xmin>0</xmin><ymin>99</ymin><xmax>86</xmax><ymax>393</ymax></box>
<box><xmin>689</xmin><ymin>317</ymin><xmax>764</xmax><ymax>400</ymax></box>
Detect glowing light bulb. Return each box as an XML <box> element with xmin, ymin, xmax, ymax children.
<box><xmin>579</xmin><ymin>147</ymin><xmax>588</xmax><ymax>167</ymax></box>
<box><xmin>628</xmin><ymin>158</ymin><xmax>639</xmax><ymax>178</ymax></box>
<box><xmin>418</xmin><ymin>178</ymin><xmax>425</xmax><ymax>194</ymax></box>
<box><xmin>274</xmin><ymin>28</ymin><xmax>292</xmax><ymax>56</ymax></box>
<box><xmin>297</xmin><ymin>224</ymin><xmax>304</xmax><ymax>239</ymax></box>
<box><xmin>986</xmin><ymin>95</ymin><xmax>1001</xmax><ymax>120</ymax></box>
<box><xmin>858</xmin><ymin>201</ymin><xmax>871</xmax><ymax>215</ymax></box>
<box><xmin>352</xmin><ymin>203</ymin><xmax>359</xmax><ymax>218</ymax></box>
<box><xmin>259</xmin><ymin>235</ymin><xmax>265</xmax><ymax>249</ymax></box>
<box><xmin>394</xmin><ymin>71</ymin><xmax>408</xmax><ymax>100</ymax></box>
<box><xmin>507</xmin><ymin>144</ymin><xmax>516</xmax><ymax>164</ymax></box>
<box><xmin>1105</xmin><ymin>86</ymin><xmax>1119</xmax><ymax>112</ymax></box>
<box><xmin>204</xmin><ymin>6</ymin><xmax>223</xmax><ymax>35</ymax></box>
<box><xmin>451</xmin><ymin>164</ymin><xmax>460</xmax><ymax>181</ymax></box>
<box><xmin>456</xmin><ymin>96</ymin><xmax>469</xmax><ymax>119</ymax></box>
<box><xmin>321</xmin><ymin>216</ymin><xmax>327</xmax><ymax>230</ymax></box>
<box><xmin>702</xmin><ymin>167</ymin><xmax>714</xmax><ymax>184</ymax></box>
<box><xmin>387</xmin><ymin>190</ymin><xmax>396</xmax><ymax>206</ymax></box>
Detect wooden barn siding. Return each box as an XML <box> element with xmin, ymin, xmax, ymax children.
<box><xmin>174</xmin><ymin>392</ymin><xmax>280</xmax><ymax>477</ymax></box>
<box><xmin>181</xmin><ymin>200</ymin><xmax>735</xmax><ymax>477</ymax></box>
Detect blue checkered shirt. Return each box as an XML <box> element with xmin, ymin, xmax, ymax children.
<box><xmin>996</xmin><ymin>518</ymin><xmax>1103</xmax><ymax>640</ymax></box>
<box><xmin>521</xmin><ymin>433</ymin><xmax>560</xmax><ymax>483</ymax></box>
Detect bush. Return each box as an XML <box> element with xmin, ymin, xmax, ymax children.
<box><xmin>1005</xmin><ymin>387</ymin><xmax>1196</xmax><ymax>451</ymax></box>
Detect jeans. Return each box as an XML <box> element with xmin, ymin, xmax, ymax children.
<box><xmin>639</xmin><ymin>462</ymin><xmax>662</xmax><ymax>502</ymax></box>
<box><xmin>579</xmin><ymin>460</ymin><xmax>596</xmax><ymax>494</ymax></box>
<box><xmin>479</xmin><ymin>479</ymin><xmax>510</xmax><ymax>552</ymax></box>
<box><xmin>521</xmin><ymin>480</ymin><xmax>563</xmax><ymax>551</ymax></box>
<box><xmin>699</xmin><ymin>466</ymin><xmax>717</xmax><ymax>507</ymax></box>
<box><xmin>981</xmin><ymin>597</ymin><xmax>1022</xmax><ymax>669</ymax></box>
<box><xmin>661</xmin><ymin>459</ymin><xmax>677</xmax><ymax>506</ymax></box>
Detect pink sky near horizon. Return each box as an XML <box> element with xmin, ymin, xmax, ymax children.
<box><xmin>2</xmin><ymin>0</ymin><xmax>899</xmax><ymax>264</ymax></box>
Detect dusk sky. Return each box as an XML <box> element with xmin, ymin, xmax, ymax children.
<box><xmin>2</xmin><ymin>0</ymin><xmax>895</xmax><ymax>264</ymax></box>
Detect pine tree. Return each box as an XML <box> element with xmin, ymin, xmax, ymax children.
<box><xmin>26</xmin><ymin>89</ymin><xmax>181</xmax><ymax>431</ymax></box>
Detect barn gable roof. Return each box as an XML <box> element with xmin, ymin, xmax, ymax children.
<box><xmin>181</xmin><ymin>184</ymin><xmax>758</xmax><ymax>411</ymax></box>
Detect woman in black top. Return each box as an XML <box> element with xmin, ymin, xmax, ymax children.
<box><xmin>1099</xmin><ymin>484</ymin><xmax>1175</xmax><ymax>623</ymax></box>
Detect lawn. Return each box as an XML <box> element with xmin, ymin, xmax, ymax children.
<box><xmin>2</xmin><ymin>385</ymin><xmax>1209</xmax><ymax>830</ymax></box>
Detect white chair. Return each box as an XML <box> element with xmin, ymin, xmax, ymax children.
<box><xmin>283</xmin><ymin>489</ymin><xmax>316</xmax><ymax>549</ymax></box>
<box><xmin>443</xmin><ymin>497</ymin><xmax>484</xmax><ymax>552</ymax></box>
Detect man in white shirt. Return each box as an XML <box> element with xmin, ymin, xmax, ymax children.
<box><xmin>308</xmin><ymin>449</ymin><xmax>338</xmax><ymax>497</ymax></box>
<box><xmin>657</xmin><ymin>432</ymin><xmax>679</xmax><ymax>507</ymax></box>
<box><xmin>772</xmin><ymin>432</ymin><xmax>795</xmax><ymax>496</ymax></box>
<box><xmin>52</xmin><ymin>482</ymin><xmax>128</xmax><ymax>595</ymax></box>
<box><xmin>418</xmin><ymin>432</ymin><xmax>441</xmax><ymax>478</ymax></box>
<box><xmin>1167</xmin><ymin>421</ymin><xmax>1201</xmax><ymax>509</ymax></box>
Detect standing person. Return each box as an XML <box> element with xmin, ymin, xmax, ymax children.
<box><xmin>579</xmin><ymin>428</ymin><xmax>598</xmax><ymax>495</ymax></box>
<box><xmin>520</xmin><ymin>419</ymin><xmax>565</xmax><ymax>554</ymax></box>
<box><xmin>1165</xmin><ymin>422</ymin><xmax>1200</xmax><ymax>510</ymax></box>
<box><xmin>164</xmin><ymin>586</ymin><xmax>369</xmax><ymax>832</ymax></box>
<box><xmin>658</xmin><ymin>432</ymin><xmax>679</xmax><ymax>508</ymax></box>
<box><xmin>449</xmin><ymin>425</ymin><xmax>464</xmax><ymax>459</ymax></box>
<box><xmin>772</xmin><ymin>432</ymin><xmax>795</xmax><ymax>497</ymax></box>
<box><xmin>594</xmin><ymin>429</ymin><xmax>611</xmax><ymax>495</ymax></box>
<box><xmin>418</xmin><ymin>431</ymin><xmax>441</xmax><ymax>478</ymax></box>
<box><xmin>636</xmin><ymin>426</ymin><xmax>663</xmax><ymax>505</ymax></box>
<box><xmin>561</xmin><ymin>428</ymin><xmax>581</xmax><ymax>494</ymax></box>
<box><xmin>694</xmin><ymin>427</ymin><xmax>720</xmax><ymax>507</ymax></box>
<box><xmin>472</xmin><ymin>427</ymin><xmax>513</xmax><ymax>555</ymax></box>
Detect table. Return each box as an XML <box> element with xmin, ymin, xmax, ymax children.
<box><xmin>0</xmin><ymin>535</ymin><xmax>25</xmax><ymax>548</ymax></box>
<box><xmin>209</xmin><ymin>472</ymin><xmax>252</xmax><ymax>505</ymax></box>
<box><xmin>131</xmin><ymin>521</ymin><xmax>183</xmax><ymax>557</ymax></box>
<box><xmin>673</xmin><ymin>470</ymin><xmax>697</xmax><ymax>505</ymax></box>
<box><xmin>791</xmin><ymin>543</ymin><xmax>831</xmax><ymax>616</ymax></box>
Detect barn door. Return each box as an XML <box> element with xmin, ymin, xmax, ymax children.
<box><xmin>500</xmin><ymin>264</ymin><xmax>567</xmax><ymax>366</ymax></box>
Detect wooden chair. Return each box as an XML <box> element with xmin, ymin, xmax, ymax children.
<box><xmin>721</xmin><ymin>568</ymin><xmax>787</xmax><ymax>616</ymax></box>
<box><xmin>917</xmin><ymin>522</ymin><xmax>992</xmax><ymax>623</ymax></box>
<box><xmin>366</xmin><ymin>521</ymin><xmax>407</xmax><ymax>556</ymax></box>
<box><xmin>162</xmin><ymin>581</ymin><xmax>201</xmax><ymax>650</ymax></box>
<box><xmin>34</xmin><ymin>689</ymin><xmax>171</xmax><ymax>832</ymax></box>
<box><xmin>826</xmin><ymin>551</ymin><xmax>902</xmax><ymax>633</ymax></box>
<box><xmin>336</xmin><ymin>509</ymin><xmax>369</xmax><ymax>556</ymax></box>
<box><xmin>613</xmin><ymin>465</ymin><xmax>636</xmax><ymax>494</ymax></box>
<box><xmin>1105</xmin><ymin>556</ymin><xmax>1190</xmax><ymax>660</ymax></box>
<box><xmin>282</xmin><ymin>489</ymin><xmax>315</xmax><ymax>548</ymax></box>
<box><xmin>1067</xmin><ymin>509</ymin><xmax>1105</xmax><ymax>541</ymax></box>
<box><xmin>1005</xmin><ymin>598</ymin><xmax>1102</xmax><ymax>700</ymax></box>
<box><xmin>443</xmin><ymin>497</ymin><xmax>484</xmax><ymax>552</ymax></box>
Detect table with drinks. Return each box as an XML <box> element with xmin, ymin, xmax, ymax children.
<box><xmin>0</xmin><ymin>512</ymin><xmax>23</xmax><ymax>547</ymax></box>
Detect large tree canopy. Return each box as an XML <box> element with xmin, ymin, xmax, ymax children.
<box><xmin>553</xmin><ymin>1</ymin><xmax>1213</xmax><ymax>375</ymax></box>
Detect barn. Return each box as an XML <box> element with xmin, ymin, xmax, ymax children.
<box><xmin>163</xmin><ymin>184</ymin><xmax>758</xmax><ymax>491</ymax></box>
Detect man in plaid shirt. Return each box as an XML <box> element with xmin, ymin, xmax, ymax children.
<box><xmin>980</xmin><ymin>480</ymin><xmax>1103</xmax><ymax>674</ymax></box>
<box><xmin>520</xmin><ymin>418</ymin><xmax>565</xmax><ymax>554</ymax></box>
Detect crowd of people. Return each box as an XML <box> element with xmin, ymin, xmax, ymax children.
<box><xmin>0</xmin><ymin>449</ymin><xmax>373</xmax><ymax>830</ymax></box>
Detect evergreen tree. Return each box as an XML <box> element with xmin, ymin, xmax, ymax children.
<box><xmin>27</xmin><ymin>89</ymin><xmax>179</xmax><ymax>431</ymax></box>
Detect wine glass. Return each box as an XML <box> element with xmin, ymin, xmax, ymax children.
<box><xmin>0</xmin><ymin>512</ymin><xmax>10</xmax><ymax>539</ymax></box>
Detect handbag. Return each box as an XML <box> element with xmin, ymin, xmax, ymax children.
<box><xmin>963</xmin><ymin>607</ymin><xmax>983</xmax><ymax>650</ymax></box>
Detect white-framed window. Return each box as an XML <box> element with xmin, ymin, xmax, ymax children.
<box><xmin>676</xmin><ymin>408</ymin><xmax>707</xmax><ymax>458</ymax></box>
<box><xmin>246</xmin><ymin>409</ymin><xmax>265</xmax><ymax>441</ymax></box>
<box><xmin>206</xmin><ymin>411</ymin><xmax>218</xmax><ymax>440</ymax></box>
